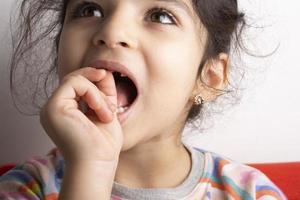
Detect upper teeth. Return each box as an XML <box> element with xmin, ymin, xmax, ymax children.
<box><xmin>120</xmin><ymin>73</ymin><xmax>127</xmax><ymax>77</ymax></box>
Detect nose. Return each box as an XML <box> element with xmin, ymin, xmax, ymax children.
<box><xmin>92</xmin><ymin>8</ymin><xmax>138</xmax><ymax>50</ymax></box>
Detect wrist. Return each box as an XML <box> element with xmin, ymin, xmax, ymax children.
<box><xmin>59</xmin><ymin>161</ymin><xmax>118</xmax><ymax>200</ymax></box>
<box><xmin>65</xmin><ymin>160</ymin><xmax>118</xmax><ymax>186</ymax></box>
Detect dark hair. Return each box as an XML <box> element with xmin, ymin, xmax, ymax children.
<box><xmin>187</xmin><ymin>0</ymin><xmax>246</xmax><ymax>128</ymax></box>
<box><xmin>9</xmin><ymin>0</ymin><xmax>246</xmax><ymax>129</ymax></box>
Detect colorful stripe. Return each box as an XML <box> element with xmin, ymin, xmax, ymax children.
<box><xmin>0</xmin><ymin>147</ymin><xmax>287</xmax><ymax>200</ymax></box>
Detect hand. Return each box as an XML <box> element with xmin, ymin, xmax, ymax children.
<box><xmin>40</xmin><ymin>67</ymin><xmax>123</xmax><ymax>166</ymax></box>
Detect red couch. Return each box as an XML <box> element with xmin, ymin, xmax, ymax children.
<box><xmin>1</xmin><ymin>162</ymin><xmax>300</xmax><ymax>199</ymax></box>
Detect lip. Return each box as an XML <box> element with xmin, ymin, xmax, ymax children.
<box><xmin>116</xmin><ymin>99</ymin><xmax>137</xmax><ymax>125</ymax></box>
<box><xmin>87</xmin><ymin>59</ymin><xmax>140</xmax><ymax>97</ymax></box>
<box><xmin>87</xmin><ymin>59</ymin><xmax>140</xmax><ymax>125</ymax></box>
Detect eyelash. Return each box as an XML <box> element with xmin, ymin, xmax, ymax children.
<box><xmin>69</xmin><ymin>1</ymin><xmax>177</xmax><ymax>25</ymax></box>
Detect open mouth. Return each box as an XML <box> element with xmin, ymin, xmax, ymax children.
<box><xmin>112</xmin><ymin>71</ymin><xmax>138</xmax><ymax>114</ymax></box>
<box><xmin>82</xmin><ymin>71</ymin><xmax>138</xmax><ymax>122</ymax></box>
<box><xmin>84</xmin><ymin>59</ymin><xmax>139</xmax><ymax>123</ymax></box>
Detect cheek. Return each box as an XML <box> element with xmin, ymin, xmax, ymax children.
<box><xmin>57</xmin><ymin>27</ymin><xmax>89</xmax><ymax>79</ymax></box>
<box><xmin>145</xmin><ymin>40</ymin><xmax>200</xmax><ymax>113</ymax></box>
<box><xmin>148</xmin><ymin>38</ymin><xmax>200</xmax><ymax>89</ymax></box>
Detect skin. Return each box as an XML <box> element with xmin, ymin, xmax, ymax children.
<box><xmin>40</xmin><ymin>0</ymin><xmax>229</xmax><ymax>199</ymax></box>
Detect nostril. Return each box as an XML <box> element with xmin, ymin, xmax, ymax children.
<box><xmin>120</xmin><ymin>42</ymin><xmax>128</xmax><ymax>47</ymax></box>
<box><xmin>98</xmin><ymin>40</ymin><xmax>105</xmax><ymax>45</ymax></box>
<box><xmin>98</xmin><ymin>40</ymin><xmax>128</xmax><ymax>48</ymax></box>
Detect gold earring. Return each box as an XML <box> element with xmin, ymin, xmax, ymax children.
<box><xmin>193</xmin><ymin>94</ymin><xmax>203</xmax><ymax>105</ymax></box>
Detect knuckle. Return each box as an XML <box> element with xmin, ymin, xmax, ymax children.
<box><xmin>63</xmin><ymin>74</ymin><xmax>85</xmax><ymax>84</ymax></box>
<box><xmin>82</xmin><ymin>66</ymin><xmax>94</xmax><ymax>73</ymax></box>
<box><xmin>61</xmin><ymin>74</ymin><xmax>72</xmax><ymax>84</ymax></box>
<box><xmin>74</xmin><ymin>67</ymin><xmax>94</xmax><ymax>77</ymax></box>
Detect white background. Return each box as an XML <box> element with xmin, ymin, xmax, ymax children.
<box><xmin>0</xmin><ymin>0</ymin><xmax>299</xmax><ymax>165</ymax></box>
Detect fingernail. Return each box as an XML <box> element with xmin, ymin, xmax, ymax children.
<box><xmin>105</xmin><ymin>98</ymin><xmax>117</xmax><ymax>112</ymax></box>
<box><xmin>109</xmin><ymin>104</ymin><xmax>117</xmax><ymax>113</ymax></box>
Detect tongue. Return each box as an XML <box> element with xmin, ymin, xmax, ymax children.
<box><xmin>116</xmin><ymin>81</ymin><xmax>130</xmax><ymax>107</ymax></box>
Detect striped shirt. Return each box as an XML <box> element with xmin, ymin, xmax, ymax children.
<box><xmin>0</xmin><ymin>145</ymin><xmax>286</xmax><ymax>200</ymax></box>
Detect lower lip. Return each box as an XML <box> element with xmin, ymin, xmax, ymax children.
<box><xmin>117</xmin><ymin>96</ymin><xmax>139</xmax><ymax>125</ymax></box>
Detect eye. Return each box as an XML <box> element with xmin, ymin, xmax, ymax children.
<box><xmin>147</xmin><ymin>7</ymin><xmax>177</xmax><ymax>25</ymax></box>
<box><xmin>70</xmin><ymin>1</ymin><xmax>103</xmax><ymax>19</ymax></box>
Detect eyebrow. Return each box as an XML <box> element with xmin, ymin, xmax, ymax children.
<box><xmin>154</xmin><ymin>0</ymin><xmax>194</xmax><ymax>17</ymax></box>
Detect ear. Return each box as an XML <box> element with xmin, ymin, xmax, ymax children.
<box><xmin>191</xmin><ymin>53</ymin><xmax>229</xmax><ymax>102</ymax></box>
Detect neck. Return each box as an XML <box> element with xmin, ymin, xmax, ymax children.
<box><xmin>114</xmin><ymin>128</ymin><xmax>192</xmax><ymax>189</ymax></box>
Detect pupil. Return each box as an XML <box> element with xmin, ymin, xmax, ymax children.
<box><xmin>83</xmin><ymin>7</ymin><xmax>101</xmax><ymax>17</ymax></box>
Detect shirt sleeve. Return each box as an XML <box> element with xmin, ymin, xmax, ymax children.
<box><xmin>0</xmin><ymin>164</ymin><xmax>43</xmax><ymax>200</ymax></box>
<box><xmin>203</xmin><ymin>152</ymin><xmax>288</xmax><ymax>200</ymax></box>
<box><xmin>0</xmin><ymin>149</ymin><xmax>62</xmax><ymax>200</ymax></box>
<box><xmin>252</xmin><ymin>171</ymin><xmax>287</xmax><ymax>200</ymax></box>
<box><xmin>235</xmin><ymin>164</ymin><xmax>287</xmax><ymax>200</ymax></box>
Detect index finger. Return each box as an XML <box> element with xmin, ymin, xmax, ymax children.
<box><xmin>60</xmin><ymin>67</ymin><xmax>107</xmax><ymax>84</ymax></box>
<box><xmin>95</xmin><ymin>70</ymin><xmax>118</xmax><ymax>107</ymax></box>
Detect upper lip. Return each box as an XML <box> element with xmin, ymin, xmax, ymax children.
<box><xmin>87</xmin><ymin>59</ymin><xmax>139</xmax><ymax>96</ymax></box>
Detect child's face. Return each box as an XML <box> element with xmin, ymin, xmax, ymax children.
<box><xmin>57</xmin><ymin>0</ymin><xmax>206</xmax><ymax>150</ymax></box>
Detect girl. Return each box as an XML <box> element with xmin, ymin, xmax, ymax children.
<box><xmin>0</xmin><ymin>0</ymin><xmax>286</xmax><ymax>199</ymax></box>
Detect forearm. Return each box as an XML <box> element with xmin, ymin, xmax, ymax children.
<box><xmin>59</xmin><ymin>162</ymin><xmax>117</xmax><ymax>200</ymax></box>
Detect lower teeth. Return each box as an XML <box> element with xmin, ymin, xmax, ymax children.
<box><xmin>117</xmin><ymin>106</ymin><xmax>129</xmax><ymax>114</ymax></box>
